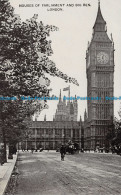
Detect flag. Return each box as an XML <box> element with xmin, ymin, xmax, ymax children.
<box><xmin>63</xmin><ymin>86</ymin><xmax>70</xmax><ymax>91</ymax></box>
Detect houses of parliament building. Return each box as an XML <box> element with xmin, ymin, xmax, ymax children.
<box><xmin>20</xmin><ymin>89</ymin><xmax>82</xmax><ymax>150</ymax></box>
<box><xmin>21</xmin><ymin>1</ymin><xmax>114</xmax><ymax>150</ymax></box>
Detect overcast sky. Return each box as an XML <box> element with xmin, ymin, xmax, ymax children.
<box><xmin>10</xmin><ymin>0</ymin><xmax>121</xmax><ymax>121</ymax></box>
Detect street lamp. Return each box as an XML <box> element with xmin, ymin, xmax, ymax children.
<box><xmin>35</xmin><ymin>128</ymin><xmax>37</xmax><ymax>151</ymax></box>
<box><xmin>25</xmin><ymin>130</ymin><xmax>32</xmax><ymax>151</ymax></box>
<box><xmin>62</xmin><ymin>127</ymin><xmax>66</xmax><ymax>145</ymax></box>
<box><xmin>25</xmin><ymin>133</ymin><xmax>29</xmax><ymax>151</ymax></box>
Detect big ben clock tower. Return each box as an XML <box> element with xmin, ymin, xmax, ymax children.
<box><xmin>85</xmin><ymin>1</ymin><xmax>114</xmax><ymax>150</ymax></box>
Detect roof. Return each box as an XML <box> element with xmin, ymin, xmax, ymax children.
<box><xmin>30</xmin><ymin>121</ymin><xmax>80</xmax><ymax>129</ymax></box>
<box><xmin>92</xmin><ymin>2</ymin><xmax>111</xmax><ymax>43</ymax></box>
<box><xmin>93</xmin><ymin>2</ymin><xmax>106</xmax><ymax>29</ymax></box>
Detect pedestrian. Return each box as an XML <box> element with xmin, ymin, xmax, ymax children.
<box><xmin>60</xmin><ymin>144</ymin><xmax>66</xmax><ymax>161</ymax></box>
<box><xmin>31</xmin><ymin>147</ymin><xmax>34</xmax><ymax>153</ymax></box>
<box><xmin>0</xmin><ymin>146</ymin><xmax>5</xmax><ymax>165</ymax></box>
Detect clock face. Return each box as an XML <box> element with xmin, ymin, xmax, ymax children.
<box><xmin>97</xmin><ymin>52</ymin><xmax>109</xmax><ymax>64</ymax></box>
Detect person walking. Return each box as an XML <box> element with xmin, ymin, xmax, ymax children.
<box><xmin>31</xmin><ymin>147</ymin><xmax>34</xmax><ymax>153</ymax></box>
<box><xmin>0</xmin><ymin>146</ymin><xmax>5</xmax><ymax>165</ymax></box>
<box><xmin>60</xmin><ymin>144</ymin><xmax>66</xmax><ymax>161</ymax></box>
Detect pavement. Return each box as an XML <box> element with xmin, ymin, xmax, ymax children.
<box><xmin>0</xmin><ymin>153</ymin><xmax>18</xmax><ymax>195</ymax></box>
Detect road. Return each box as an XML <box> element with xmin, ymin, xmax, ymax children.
<box><xmin>15</xmin><ymin>151</ymin><xmax>121</xmax><ymax>195</ymax></box>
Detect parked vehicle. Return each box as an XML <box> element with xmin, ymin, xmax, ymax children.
<box><xmin>66</xmin><ymin>142</ymin><xmax>79</xmax><ymax>154</ymax></box>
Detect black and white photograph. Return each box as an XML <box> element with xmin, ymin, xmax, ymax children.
<box><xmin>0</xmin><ymin>0</ymin><xmax>121</xmax><ymax>194</ymax></box>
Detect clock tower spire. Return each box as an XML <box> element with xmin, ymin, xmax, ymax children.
<box><xmin>93</xmin><ymin>0</ymin><xmax>106</xmax><ymax>32</ymax></box>
<box><xmin>92</xmin><ymin>1</ymin><xmax>111</xmax><ymax>43</ymax></box>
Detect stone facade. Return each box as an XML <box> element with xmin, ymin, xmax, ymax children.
<box><xmin>20</xmin><ymin>121</ymin><xmax>82</xmax><ymax>150</ymax></box>
<box><xmin>84</xmin><ymin>2</ymin><xmax>114</xmax><ymax>150</ymax></box>
<box><xmin>20</xmin><ymin>89</ymin><xmax>81</xmax><ymax>150</ymax></box>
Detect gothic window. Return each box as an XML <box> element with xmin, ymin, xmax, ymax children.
<box><xmin>65</xmin><ymin>129</ymin><xmax>71</xmax><ymax>137</ymax></box>
<box><xmin>32</xmin><ymin>129</ymin><xmax>35</xmax><ymax>135</ymax></box>
<box><xmin>37</xmin><ymin>129</ymin><xmax>40</xmax><ymax>135</ymax></box>
<box><xmin>73</xmin><ymin>129</ymin><xmax>75</xmax><ymax>138</ymax></box>
<box><xmin>70</xmin><ymin>103</ymin><xmax>74</xmax><ymax>115</ymax></box>
<box><xmin>99</xmin><ymin>127</ymin><xmax>100</xmax><ymax>135</ymax></box>
<box><xmin>46</xmin><ymin>129</ymin><xmax>48</xmax><ymax>134</ymax></box>
<box><xmin>55</xmin><ymin>129</ymin><xmax>58</xmax><ymax>136</ymax></box>
<box><xmin>40</xmin><ymin>129</ymin><xmax>44</xmax><ymax>135</ymax></box>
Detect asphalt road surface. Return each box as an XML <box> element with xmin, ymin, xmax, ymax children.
<box><xmin>15</xmin><ymin>151</ymin><xmax>121</xmax><ymax>195</ymax></box>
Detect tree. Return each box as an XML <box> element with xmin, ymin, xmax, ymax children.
<box><xmin>106</xmin><ymin>115</ymin><xmax>121</xmax><ymax>149</ymax></box>
<box><xmin>0</xmin><ymin>1</ymin><xmax>78</xmax><ymax>98</ymax></box>
<box><xmin>0</xmin><ymin>0</ymin><xmax>79</xmax><ymax>161</ymax></box>
<box><xmin>0</xmin><ymin>0</ymin><xmax>78</xmax><ymax>100</ymax></box>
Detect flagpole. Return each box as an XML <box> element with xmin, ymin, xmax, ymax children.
<box><xmin>68</xmin><ymin>85</ymin><xmax>70</xmax><ymax>102</ymax></box>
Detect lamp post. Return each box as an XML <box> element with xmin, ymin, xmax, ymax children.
<box><xmin>35</xmin><ymin>128</ymin><xmax>37</xmax><ymax>151</ymax></box>
<box><xmin>48</xmin><ymin>129</ymin><xmax>50</xmax><ymax>150</ymax></box>
<box><xmin>62</xmin><ymin>127</ymin><xmax>65</xmax><ymax>145</ymax></box>
<box><xmin>25</xmin><ymin>133</ymin><xmax>29</xmax><ymax>151</ymax></box>
<box><xmin>25</xmin><ymin>130</ymin><xmax>32</xmax><ymax>151</ymax></box>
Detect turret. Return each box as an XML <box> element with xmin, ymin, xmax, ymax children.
<box><xmin>44</xmin><ymin>114</ymin><xmax>46</xmax><ymax>121</ymax></box>
<box><xmin>84</xmin><ymin>109</ymin><xmax>87</xmax><ymax>122</ymax></box>
<box><xmin>59</xmin><ymin>89</ymin><xmax>62</xmax><ymax>102</ymax></box>
<box><xmin>80</xmin><ymin>115</ymin><xmax>82</xmax><ymax>126</ymax></box>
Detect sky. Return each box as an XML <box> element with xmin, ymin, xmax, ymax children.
<box><xmin>10</xmin><ymin>0</ymin><xmax>121</xmax><ymax>121</ymax></box>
